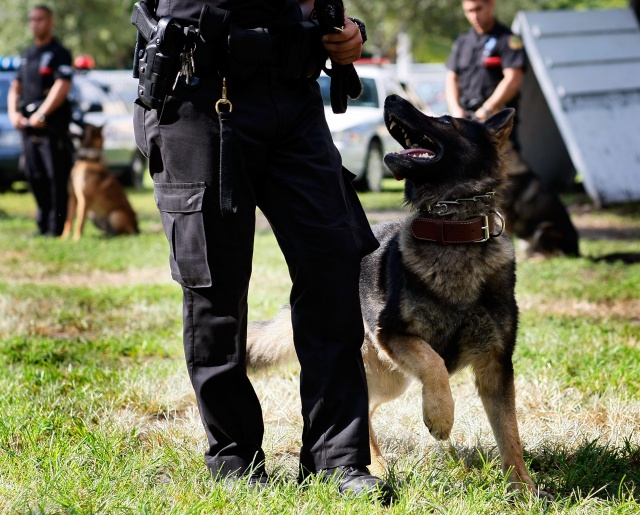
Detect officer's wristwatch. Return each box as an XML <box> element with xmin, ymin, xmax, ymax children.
<box><xmin>479</xmin><ymin>105</ymin><xmax>492</xmax><ymax>117</ymax></box>
<box><xmin>348</xmin><ymin>17</ymin><xmax>367</xmax><ymax>44</ymax></box>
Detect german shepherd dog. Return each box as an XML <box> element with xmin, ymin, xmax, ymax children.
<box><xmin>501</xmin><ymin>168</ymin><xmax>580</xmax><ymax>258</ymax></box>
<box><xmin>247</xmin><ymin>95</ymin><xmax>551</xmax><ymax>499</ymax></box>
<box><xmin>61</xmin><ymin>124</ymin><xmax>139</xmax><ymax>241</ymax></box>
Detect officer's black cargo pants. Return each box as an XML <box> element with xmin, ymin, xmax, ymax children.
<box><xmin>134</xmin><ymin>68</ymin><xmax>378</xmax><ymax>477</ymax></box>
<box><xmin>22</xmin><ymin>131</ymin><xmax>72</xmax><ymax>236</ymax></box>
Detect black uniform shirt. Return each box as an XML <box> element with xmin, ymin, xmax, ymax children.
<box><xmin>446</xmin><ymin>21</ymin><xmax>525</xmax><ymax>110</ymax></box>
<box><xmin>16</xmin><ymin>37</ymin><xmax>73</xmax><ymax>128</ymax></box>
<box><xmin>156</xmin><ymin>0</ymin><xmax>289</xmax><ymax>27</ymax></box>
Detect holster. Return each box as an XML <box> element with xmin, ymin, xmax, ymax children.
<box><xmin>131</xmin><ymin>2</ymin><xmax>186</xmax><ymax>109</ymax></box>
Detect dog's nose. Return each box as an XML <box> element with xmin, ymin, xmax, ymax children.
<box><xmin>385</xmin><ymin>94</ymin><xmax>403</xmax><ymax>107</ymax></box>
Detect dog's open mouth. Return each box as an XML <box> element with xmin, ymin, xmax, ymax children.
<box><xmin>383</xmin><ymin>95</ymin><xmax>448</xmax><ymax>181</ymax></box>
<box><xmin>397</xmin><ymin>147</ymin><xmax>436</xmax><ymax>159</ymax></box>
<box><xmin>387</xmin><ymin>115</ymin><xmax>440</xmax><ymax>162</ymax></box>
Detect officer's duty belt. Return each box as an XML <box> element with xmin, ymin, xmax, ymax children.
<box><xmin>194</xmin><ymin>24</ymin><xmax>322</xmax><ymax>81</ymax></box>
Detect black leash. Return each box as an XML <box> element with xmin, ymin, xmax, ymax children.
<box><xmin>216</xmin><ymin>78</ymin><xmax>236</xmax><ymax>216</ymax></box>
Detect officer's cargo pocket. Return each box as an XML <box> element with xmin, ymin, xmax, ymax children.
<box><xmin>154</xmin><ymin>183</ymin><xmax>212</xmax><ymax>288</ymax></box>
<box><xmin>341</xmin><ymin>167</ymin><xmax>380</xmax><ymax>257</ymax></box>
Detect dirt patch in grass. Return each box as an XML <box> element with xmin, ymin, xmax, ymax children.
<box><xmin>5</xmin><ymin>204</ymin><xmax>638</xmax><ymax>291</ymax></box>
<box><xmin>519</xmin><ymin>295</ymin><xmax>640</xmax><ymax>323</ymax></box>
<box><xmin>573</xmin><ymin>218</ymin><xmax>640</xmax><ymax>241</ymax></box>
<box><xmin>5</xmin><ymin>266</ymin><xmax>173</xmax><ymax>287</ymax></box>
<box><xmin>569</xmin><ymin>201</ymin><xmax>640</xmax><ymax>239</ymax></box>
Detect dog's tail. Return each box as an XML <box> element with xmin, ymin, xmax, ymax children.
<box><xmin>246</xmin><ymin>306</ymin><xmax>297</xmax><ymax>368</ymax></box>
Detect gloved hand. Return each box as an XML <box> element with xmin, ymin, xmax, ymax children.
<box><xmin>314</xmin><ymin>0</ymin><xmax>362</xmax><ymax>114</ymax></box>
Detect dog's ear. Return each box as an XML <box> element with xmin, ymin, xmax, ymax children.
<box><xmin>484</xmin><ymin>108</ymin><xmax>515</xmax><ymax>149</ymax></box>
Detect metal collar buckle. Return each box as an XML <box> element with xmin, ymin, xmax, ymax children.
<box><xmin>476</xmin><ymin>210</ymin><xmax>505</xmax><ymax>242</ymax></box>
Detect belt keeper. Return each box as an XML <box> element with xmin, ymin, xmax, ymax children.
<box><xmin>481</xmin><ymin>214</ymin><xmax>490</xmax><ymax>241</ymax></box>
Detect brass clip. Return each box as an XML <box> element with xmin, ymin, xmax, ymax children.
<box><xmin>215</xmin><ymin>78</ymin><xmax>233</xmax><ymax>115</ymax></box>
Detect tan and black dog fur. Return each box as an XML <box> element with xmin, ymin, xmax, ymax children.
<box><xmin>247</xmin><ymin>95</ymin><xmax>551</xmax><ymax>499</ymax></box>
<box><xmin>61</xmin><ymin>124</ymin><xmax>139</xmax><ymax>241</ymax></box>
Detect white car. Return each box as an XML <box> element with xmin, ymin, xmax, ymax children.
<box><xmin>318</xmin><ymin>65</ymin><xmax>408</xmax><ymax>192</ymax></box>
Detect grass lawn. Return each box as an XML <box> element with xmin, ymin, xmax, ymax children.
<box><xmin>1</xmin><ymin>181</ymin><xmax>639</xmax><ymax>514</ymax></box>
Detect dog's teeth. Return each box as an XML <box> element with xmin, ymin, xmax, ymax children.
<box><xmin>390</xmin><ymin>121</ymin><xmax>397</xmax><ymax>130</ymax></box>
<box><xmin>405</xmin><ymin>139</ymin><xmax>412</xmax><ymax>147</ymax></box>
<box><xmin>412</xmin><ymin>144</ymin><xmax>419</xmax><ymax>149</ymax></box>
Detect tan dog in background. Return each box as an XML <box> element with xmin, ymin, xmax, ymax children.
<box><xmin>61</xmin><ymin>124</ymin><xmax>139</xmax><ymax>241</ymax></box>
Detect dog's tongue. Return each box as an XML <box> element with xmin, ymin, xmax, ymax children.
<box><xmin>400</xmin><ymin>148</ymin><xmax>435</xmax><ymax>158</ymax></box>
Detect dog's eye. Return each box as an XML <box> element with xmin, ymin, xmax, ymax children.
<box><xmin>439</xmin><ymin>118</ymin><xmax>452</xmax><ymax>125</ymax></box>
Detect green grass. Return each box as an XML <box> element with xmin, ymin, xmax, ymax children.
<box><xmin>1</xmin><ymin>187</ymin><xmax>640</xmax><ymax>513</ymax></box>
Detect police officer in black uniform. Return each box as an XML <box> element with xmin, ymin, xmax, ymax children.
<box><xmin>8</xmin><ymin>5</ymin><xmax>73</xmax><ymax>237</ymax></box>
<box><xmin>132</xmin><ymin>0</ymin><xmax>393</xmax><ymax>503</ymax></box>
<box><xmin>445</xmin><ymin>0</ymin><xmax>524</xmax><ymax>129</ymax></box>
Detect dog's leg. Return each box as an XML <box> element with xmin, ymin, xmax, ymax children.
<box><xmin>473</xmin><ymin>356</ymin><xmax>552</xmax><ymax>498</ymax></box>
<box><xmin>368</xmin><ymin>402</ymin><xmax>387</xmax><ymax>474</ymax></box>
<box><xmin>73</xmin><ymin>193</ymin><xmax>88</xmax><ymax>242</ymax></box>
<box><xmin>362</xmin><ymin>337</ymin><xmax>413</xmax><ymax>473</ymax></box>
<box><xmin>61</xmin><ymin>183</ymin><xmax>77</xmax><ymax>239</ymax></box>
<box><xmin>379</xmin><ymin>335</ymin><xmax>454</xmax><ymax>440</ymax></box>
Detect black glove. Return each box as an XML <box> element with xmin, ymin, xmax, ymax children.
<box><xmin>314</xmin><ymin>0</ymin><xmax>362</xmax><ymax>114</ymax></box>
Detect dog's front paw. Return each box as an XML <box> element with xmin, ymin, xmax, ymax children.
<box><xmin>422</xmin><ymin>385</ymin><xmax>454</xmax><ymax>440</ymax></box>
<box><xmin>536</xmin><ymin>488</ymin><xmax>555</xmax><ymax>502</ymax></box>
<box><xmin>507</xmin><ymin>470</ymin><xmax>555</xmax><ymax>501</ymax></box>
<box><xmin>513</xmin><ymin>480</ymin><xmax>555</xmax><ymax>502</ymax></box>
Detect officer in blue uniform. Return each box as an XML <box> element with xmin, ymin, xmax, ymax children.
<box><xmin>8</xmin><ymin>5</ymin><xmax>73</xmax><ymax>236</ymax></box>
<box><xmin>445</xmin><ymin>0</ymin><xmax>524</xmax><ymax>133</ymax></box>
<box><xmin>132</xmin><ymin>0</ymin><xmax>393</xmax><ymax>503</ymax></box>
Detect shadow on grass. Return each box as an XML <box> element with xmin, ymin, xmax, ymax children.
<box><xmin>589</xmin><ymin>252</ymin><xmax>640</xmax><ymax>264</ymax></box>
<box><xmin>527</xmin><ymin>437</ymin><xmax>640</xmax><ymax>501</ymax></box>
<box><xmin>412</xmin><ymin>438</ymin><xmax>640</xmax><ymax>502</ymax></box>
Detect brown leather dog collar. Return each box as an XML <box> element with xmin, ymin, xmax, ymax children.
<box><xmin>76</xmin><ymin>148</ymin><xmax>103</xmax><ymax>161</ymax></box>
<box><xmin>411</xmin><ymin>212</ymin><xmax>505</xmax><ymax>244</ymax></box>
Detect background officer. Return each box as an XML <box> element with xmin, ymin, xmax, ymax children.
<box><xmin>445</xmin><ymin>0</ymin><xmax>524</xmax><ymax>127</ymax></box>
<box><xmin>8</xmin><ymin>4</ymin><xmax>73</xmax><ymax>237</ymax></box>
<box><xmin>133</xmin><ymin>0</ymin><xmax>393</xmax><ymax>503</ymax></box>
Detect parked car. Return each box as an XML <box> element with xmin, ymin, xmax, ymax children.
<box><xmin>319</xmin><ymin>65</ymin><xmax>415</xmax><ymax>192</ymax></box>
<box><xmin>410</xmin><ymin>63</ymin><xmax>448</xmax><ymax>117</ymax></box>
<box><xmin>0</xmin><ymin>66</ymin><xmax>145</xmax><ymax>191</ymax></box>
<box><xmin>87</xmin><ymin>69</ymin><xmax>139</xmax><ymax>108</ymax></box>
<box><xmin>0</xmin><ymin>71</ymin><xmax>23</xmax><ymax>191</ymax></box>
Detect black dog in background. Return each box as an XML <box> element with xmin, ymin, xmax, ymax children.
<box><xmin>463</xmin><ymin>109</ymin><xmax>580</xmax><ymax>259</ymax></box>
<box><xmin>502</xmin><ymin>169</ymin><xmax>580</xmax><ymax>258</ymax></box>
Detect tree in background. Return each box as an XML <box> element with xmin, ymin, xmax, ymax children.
<box><xmin>0</xmin><ymin>0</ymin><xmax>630</xmax><ymax>68</ymax></box>
<box><xmin>348</xmin><ymin>0</ymin><xmax>629</xmax><ymax>62</ymax></box>
<box><xmin>0</xmin><ymin>0</ymin><xmax>136</xmax><ymax>69</ymax></box>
